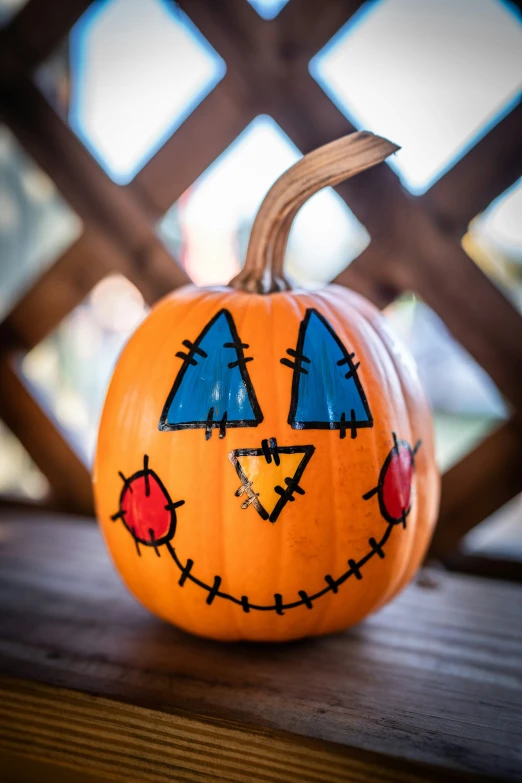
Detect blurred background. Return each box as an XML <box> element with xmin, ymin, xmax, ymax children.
<box><xmin>0</xmin><ymin>0</ymin><xmax>521</xmax><ymax>575</ymax></box>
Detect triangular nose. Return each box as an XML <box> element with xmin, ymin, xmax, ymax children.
<box><xmin>229</xmin><ymin>439</ymin><xmax>314</xmax><ymax>523</ymax></box>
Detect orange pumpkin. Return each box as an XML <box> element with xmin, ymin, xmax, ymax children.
<box><xmin>94</xmin><ymin>133</ymin><xmax>440</xmax><ymax>642</ymax></box>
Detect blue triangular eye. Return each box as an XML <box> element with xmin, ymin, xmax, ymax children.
<box><xmin>159</xmin><ymin>310</ymin><xmax>263</xmax><ymax>439</ymax></box>
<box><xmin>281</xmin><ymin>309</ymin><xmax>373</xmax><ymax>439</ymax></box>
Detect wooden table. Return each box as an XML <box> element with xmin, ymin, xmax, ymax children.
<box><xmin>0</xmin><ymin>510</ymin><xmax>521</xmax><ymax>782</ymax></box>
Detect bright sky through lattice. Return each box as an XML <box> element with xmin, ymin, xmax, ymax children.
<box><xmin>246</xmin><ymin>0</ymin><xmax>290</xmax><ymax>20</ymax></box>
<box><xmin>0</xmin><ymin>420</ymin><xmax>50</xmax><ymax>500</ymax></box>
<box><xmin>158</xmin><ymin>115</ymin><xmax>370</xmax><ymax>287</ymax></box>
<box><xmin>474</xmin><ymin>177</ymin><xmax>522</xmax><ymax>261</ymax></box>
<box><xmin>463</xmin><ymin>177</ymin><xmax>522</xmax><ymax>314</ymax></box>
<box><xmin>69</xmin><ymin>0</ymin><xmax>225</xmax><ymax>184</ymax></box>
<box><xmin>385</xmin><ymin>295</ymin><xmax>508</xmax><ymax>471</ymax></box>
<box><xmin>0</xmin><ymin>125</ymin><xmax>81</xmax><ymax>321</ymax></box>
<box><xmin>310</xmin><ymin>0</ymin><xmax>522</xmax><ymax>194</ymax></box>
<box><xmin>0</xmin><ymin>0</ymin><xmax>28</xmax><ymax>27</ymax></box>
<box><xmin>22</xmin><ymin>276</ymin><xmax>149</xmax><ymax>465</ymax></box>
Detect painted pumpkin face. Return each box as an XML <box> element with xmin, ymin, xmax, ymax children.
<box><xmin>94</xmin><ymin>284</ymin><xmax>439</xmax><ymax>642</ymax></box>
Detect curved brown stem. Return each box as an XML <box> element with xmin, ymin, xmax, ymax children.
<box><xmin>229</xmin><ymin>131</ymin><xmax>399</xmax><ymax>294</ymax></box>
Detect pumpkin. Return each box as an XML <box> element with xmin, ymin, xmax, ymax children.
<box><xmin>94</xmin><ymin>132</ymin><xmax>440</xmax><ymax>642</ymax></box>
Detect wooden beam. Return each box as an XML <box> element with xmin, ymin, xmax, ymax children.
<box><xmin>132</xmin><ymin>77</ymin><xmax>256</xmax><ymax>215</ymax></box>
<box><xmin>177</xmin><ymin>0</ymin><xmax>264</xmax><ymax>77</ymax></box>
<box><xmin>333</xmin><ymin>246</ymin><xmax>402</xmax><ymax>309</ymax></box>
<box><xmin>0</xmin><ymin>226</ymin><xmax>181</xmax><ymax>353</ymax></box>
<box><xmin>267</xmin><ymin>76</ymin><xmax>398</xmax><ymax>233</ymax></box>
<box><xmin>179</xmin><ymin>0</ymin><xmax>364</xmax><ymax>70</ymax></box>
<box><xmin>133</xmin><ymin>0</ymin><xmax>366</xmax><ymax>217</ymax></box>
<box><xmin>174</xmin><ymin>5</ymin><xmax>522</xmax><ymax>421</ymax></box>
<box><xmin>178</xmin><ymin>0</ymin><xmax>522</xmax><ymax>262</ymax></box>
<box><xmin>277</xmin><ymin>0</ymin><xmax>366</xmax><ymax>59</ymax></box>
<box><xmin>0</xmin><ymin>0</ymin><xmax>92</xmax><ymax>81</ymax></box>
<box><xmin>443</xmin><ymin>553</ymin><xmax>522</xmax><ymax>583</ymax></box>
<box><xmin>2</xmin><ymin>76</ymin><xmax>191</xmax><ymax>290</ymax></box>
<box><xmin>0</xmin><ymin>358</ymin><xmax>93</xmax><ymax>515</ymax></box>
<box><xmin>401</xmin><ymin>201</ymin><xmax>522</xmax><ymax>413</ymax></box>
<box><xmin>421</xmin><ymin>102</ymin><xmax>522</xmax><ymax>236</ymax></box>
<box><xmin>265</xmin><ymin>74</ymin><xmax>522</xmax><ymax>413</ymax></box>
<box><xmin>0</xmin><ymin>233</ymin><xmax>108</xmax><ymax>353</ymax></box>
<box><xmin>430</xmin><ymin>418</ymin><xmax>522</xmax><ymax>559</ymax></box>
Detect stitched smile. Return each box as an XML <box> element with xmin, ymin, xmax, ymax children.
<box><xmin>111</xmin><ymin>435</ymin><xmax>419</xmax><ymax>614</ymax></box>
<box><xmin>164</xmin><ymin>515</ymin><xmax>407</xmax><ymax>614</ymax></box>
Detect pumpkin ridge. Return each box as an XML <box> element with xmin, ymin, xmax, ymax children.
<box><xmin>309</xmin><ymin>290</ymin><xmax>423</xmax><ymax>623</ymax></box>
<box><xmin>343</xmin><ymin>289</ymin><xmax>424</xmax><ymax>608</ymax></box>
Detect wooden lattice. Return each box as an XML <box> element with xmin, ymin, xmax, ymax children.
<box><xmin>0</xmin><ymin>0</ymin><xmax>521</xmax><ymax>571</ymax></box>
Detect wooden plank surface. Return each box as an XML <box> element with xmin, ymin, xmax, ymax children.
<box><xmin>0</xmin><ymin>511</ymin><xmax>521</xmax><ymax>782</ymax></box>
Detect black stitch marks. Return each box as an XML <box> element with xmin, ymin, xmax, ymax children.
<box><xmin>112</xmin><ymin>438</ymin><xmax>419</xmax><ymax>615</ymax></box>
<box><xmin>229</xmin><ymin>440</ymin><xmax>315</xmax><ymax>523</ymax></box>
<box><xmin>281</xmin><ymin>309</ymin><xmax>373</xmax><ymax>438</ymax></box>
<box><xmin>363</xmin><ymin>433</ymin><xmax>421</xmax><ymax>525</ymax></box>
<box><xmin>164</xmin><ymin>513</ymin><xmax>404</xmax><ymax>614</ymax></box>
<box><xmin>176</xmin><ymin>339</ymin><xmax>207</xmax><ymax>366</ymax></box>
<box><xmin>159</xmin><ymin>309</ymin><xmax>263</xmax><ymax>437</ymax></box>
<box><xmin>111</xmin><ymin>454</ymin><xmax>185</xmax><ymax>556</ymax></box>
<box><xmin>280</xmin><ymin>347</ymin><xmax>310</xmax><ymax>375</ymax></box>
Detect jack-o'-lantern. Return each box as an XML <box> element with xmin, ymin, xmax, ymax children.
<box><xmin>94</xmin><ymin>132</ymin><xmax>440</xmax><ymax>642</ymax></box>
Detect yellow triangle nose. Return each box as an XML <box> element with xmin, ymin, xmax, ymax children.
<box><xmin>229</xmin><ymin>440</ymin><xmax>314</xmax><ymax>523</ymax></box>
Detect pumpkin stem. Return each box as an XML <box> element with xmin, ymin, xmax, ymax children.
<box><xmin>229</xmin><ymin>131</ymin><xmax>400</xmax><ymax>294</ymax></box>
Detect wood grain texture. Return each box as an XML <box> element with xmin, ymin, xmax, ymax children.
<box><xmin>0</xmin><ymin>678</ymin><xmax>482</xmax><ymax>783</ymax></box>
<box><xmin>0</xmin><ymin>511</ymin><xmax>521</xmax><ymax>781</ymax></box>
<box><xmin>2</xmin><ymin>750</ymin><xmax>114</xmax><ymax>783</ymax></box>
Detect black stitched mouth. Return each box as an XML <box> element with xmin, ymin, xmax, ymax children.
<box><xmin>164</xmin><ymin>516</ymin><xmax>406</xmax><ymax>615</ymax></box>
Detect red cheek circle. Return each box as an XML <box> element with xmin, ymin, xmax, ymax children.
<box><xmin>381</xmin><ymin>443</ymin><xmax>413</xmax><ymax>522</ymax></box>
<box><xmin>121</xmin><ymin>474</ymin><xmax>173</xmax><ymax>544</ymax></box>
